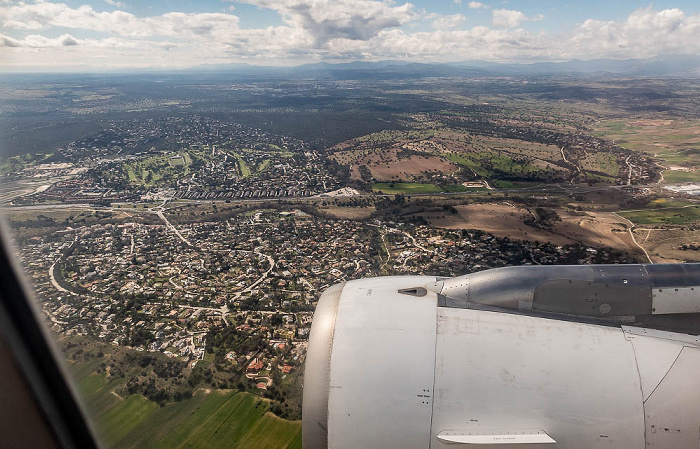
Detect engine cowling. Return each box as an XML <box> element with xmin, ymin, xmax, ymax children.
<box><xmin>303</xmin><ymin>264</ymin><xmax>700</xmax><ymax>449</ymax></box>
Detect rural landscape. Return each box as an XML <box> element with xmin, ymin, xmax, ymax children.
<box><xmin>2</xmin><ymin>63</ymin><xmax>700</xmax><ymax>447</ymax></box>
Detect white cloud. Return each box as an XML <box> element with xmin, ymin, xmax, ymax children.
<box><xmin>237</xmin><ymin>0</ymin><xmax>416</xmax><ymax>46</ymax></box>
<box><xmin>432</xmin><ymin>14</ymin><xmax>466</xmax><ymax>30</ymax></box>
<box><xmin>0</xmin><ymin>31</ymin><xmax>20</xmax><ymax>46</ymax></box>
<box><xmin>2</xmin><ymin>32</ymin><xmax>82</xmax><ymax>47</ymax></box>
<box><xmin>1</xmin><ymin>3</ymin><xmax>700</xmax><ymax>70</ymax></box>
<box><xmin>567</xmin><ymin>7</ymin><xmax>700</xmax><ymax>59</ymax></box>
<box><xmin>0</xmin><ymin>2</ymin><xmax>241</xmax><ymax>39</ymax></box>
<box><xmin>468</xmin><ymin>1</ymin><xmax>487</xmax><ymax>9</ymax></box>
<box><xmin>104</xmin><ymin>0</ymin><xmax>126</xmax><ymax>8</ymax></box>
<box><xmin>491</xmin><ymin>9</ymin><xmax>527</xmax><ymax>28</ymax></box>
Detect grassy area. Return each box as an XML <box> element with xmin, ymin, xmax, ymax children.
<box><xmin>73</xmin><ymin>361</ymin><xmax>301</xmax><ymax>449</ymax></box>
<box><xmin>593</xmin><ymin>120</ymin><xmax>640</xmax><ymax>134</ymax></box>
<box><xmin>585</xmin><ymin>173</ymin><xmax>617</xmax><ymax>184</ymax></box>
<box><xmin>619</xmin><ymin>205</ymin><xmax>700</xmax><ymax>225</ymax></box>
<box><xmin>491</xmin><ymin>180</ymin><xmax>520</xmax><ymax>188</ymax></box>
<box><xmin>119</xmin><ymin>150</ymin><xmax>197</xmax><ymax>187</ymax></box>
<box><xmin>582</xmin><ymin>152</ymin><xmax>619</xmax><ymax>176</ymax></box>
<box><xmin>372</xmin><ymin>182</ymin><xmax>443</xmax><ymax>194</ymax></box>
<box><xmin>357</xmin><ymin>129</ymin><xmax>434</xmax><ymax>143</ymax></box>
<box><xmin>648</xmin><ymin>198</ymin><xmax>693</xmax><ymax>208</ymax></box>
<box><xmin>663</xmin><ymin>170</ymin><xmax>700</xmax><ymax>183</ymax></box>
<box><xmin>445</xmin><ymin>151</ymin><xmax>549</xmax><ymax>179</ymax></box>
<box><xmin>231</xmin><ymin>152</ymin><xmax>251</xmax><ymax>178</ymax></box>
<box><xmin>256</xmin><ymin>160</ymin><xmax>271</xmax><ymax>173</ymax></box>
<box><xmin>592</xmin><ymin>119</ymin><xmax>700</xmax><ymax>169</ymax></box>
<box><xmin>440</xmin><ymin>185</ymin><xmax>468</xmax><ymax>192</ymax></box>
<box><xmin>444</xmin><ymin>153</ymin><xmax>490</xmax><ymax>177</ymax></box>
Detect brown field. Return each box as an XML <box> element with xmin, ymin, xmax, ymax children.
<box><xmin>429</xmin><ymin>130</ymin><xmax>564</xmax><ymax>163</ymax></box>
<box><xmin>426</xmin><ymin>203</ymin><xmax>648</xmax><ymax>259</ymax></box>
<box><xmin>427</xmin><ymin>203</ymin><xmax>572</xmax><ymax>245</ymax></box>
<box><xmin>318</xmin><ymin>206</ymin><xmax>375</xmax><ymax>220</ymax></box>
<box><xmin>632</xmin><ymin>228</ymin><xmax>700</xmax><ymax>263</ymax></box>
<box><xmin>333</xmin><ymin>148</ymin><xmax>458</xmax><ymax>182</ymax></box>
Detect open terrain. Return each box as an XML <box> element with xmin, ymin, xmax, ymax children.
<box><xmin>593</xmin><ymin>119</ymin><xmax>700</xmax><ymax>183</ymax></box>
<box><xmin>426</xmin><ymin>202</ymin><xmax>647</xmax><ymax>260</ymax></box>
<box><xmin>5</xmin><ymin>73</ymin><xmax>700</xmax><ymax>449</ymax></box>
<box><xmin>73</xmin><ymin>356</ymin><xmax>301</xmax><ymax>449</ymax></box>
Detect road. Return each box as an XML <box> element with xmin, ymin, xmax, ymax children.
<box><xmin>49</xmin><ymin>259</ymin><xmax>72</xmax><ymax>294</ymax></box>
<box><xmin>612</xmin><ymin>213</ymin><xmax>653</xmax><ymax>264</ymax></box>
<box><xmin>231</xmin><ymin>248</ymin><xmax>276</xmax><ymax>299</ymax></box>
<box><xmin>154</xmin><ymin>210</ymin><xmax>194</xmax><ymax>247</ymax></box>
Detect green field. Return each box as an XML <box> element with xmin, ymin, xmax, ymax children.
<box><xmin>119</xmin><ymin>151</ymin><xmax>197</xmax><ymax>187</ymax></box>
<box><xmin>231</xmin><ymin>152</ymin><xmax>251</xmax><ymax>177</ymax></box>
<box><xmin>372</xmin><ymin>182</ymin><xmax>443</xmax><ymax>194</ymax></box>
<box><xmin>439</xmin><ymin>185</ymin><xmax>468</xmax><ymax>192</ymax></box>
<box><xmin>444</xmin><ymin>153</ymin><xmax>490</xmax><ymax>177</ymax></box>
<box><xmin>619</xmin><ymin>205</ymin><xmax>700</xmax><ymax>225</ymax></box>
<box><xmin>592</xmin><ymin>119</ymin><xmax>700</xmax><ymax>170</ymax></box>
<box><xmin>256</xmin><ymin>160</ymin><xmax>271</xmax><ymax>173</ymax></box>
<box><xmin>444</xmin><ymin>151</ymin><xmax>550</xmax><ymax>180</ymax></box>
<box><xmin>582</xmin><ymin>152</ymin><xmax>619</xmax><ymax>176</ymax></box>
<box><xmin>357</xmin><ymin>129</ymin><xmax>435</xmax><ymax>143</ymax></box>
<box><xmin>73</xmin><ymin>361</ymin><xmax>301</xmax><ymax>449</ymax></box>
<box><xmin>663</xmin><ymin>170</ymin><xmax>700</xmax><ymax>183</ymax></box>
<box><xmin>491</xmin><ymin>180</ymin><xmax>520</xmax><ymax>188</ymax></box>
<box><xmin>585</xmin><ymin>173</ymin><xmax>616</xmax><ymax>184</ymax></box>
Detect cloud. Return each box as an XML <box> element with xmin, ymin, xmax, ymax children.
<box><xmin>59</xmin><ymin>33</ymin><xmax>78</xmax><ymax>45</ymax></box>
<box><xmin>567</xmin><ymin>7</ymin><xmax>700</xmax><ymax>59</ymax></box>
<box><xmin>0</xmin><ymin>31</ymin><xmax>20</xmax><ymax>46</ymax></box>
<box><xmin>468</xmin><ymin>1</ymin><xmax>487</xmax><ymax>9</ymax></box>
<box><xmin>104</xmin><ymin>0</ymin><xmax>126</xmax><ymax>8</ymax></box>
<box><xmin>237</xmin><ymin>0</ymin><xmax>416</xmax><ymax>46</ymax></box>
<box><xmin>0</xmin><ymin>2</ymin><xmax>241</xmax><ymax>39</ymax></box>
<box><xmin>491</xmin><ymin>9</ymin><xmax>527</xmax><ymax>28</ymax></box>
<box><xmin>2</xmin><ymin>3</ymin><xmax>700</xmax><ymax>70</ymax></box>
<box><xmin>432</xmin><ymin>14</ymin><xmax>466</xmax><ymax>30</ymax></box>
<box><xmin>3</xmin><ymin>32</ymin><xmax>82</xmax><ymax>47</ymax></box>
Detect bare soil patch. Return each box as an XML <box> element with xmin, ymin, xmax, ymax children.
<box><xmin>427</xmin><ymin>203</ymin><xmax>573</xmax><ymax>245</ymax></box>
<box><xmin>635</xmin><ymin>228</ymin><xmax>700</xmax><ymax>263</ymax></box>
<box><xmin>427</xmin><ymin>203</ymin><xmax>647</xmax><ymax>259</ymax></box>
<box><xmin>319</xmin><ymin>206</ymin><xmax>376</xmax><ymax>220</ymax></box>
<box><xmin>338</xmin><ymin>148</ymin><xmax>457</xmax><ymax>181</ymax></box>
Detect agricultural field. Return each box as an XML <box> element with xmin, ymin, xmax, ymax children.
<box><xmin>330</xmin><ymin>110</ymin><xmax>647</xmax><ymax>189</ymax></box>
<box><xmin>662</xmin><ymin>169</ymin><xmax>700</xmax><ymax>183</ymax></box>
<box><xmin>73</xmin><ymin>358</ymin><xmax>301</xmax><ymax>449</ymax></box>
<box><xmin>372</xmin><ymin>182</ymin><xmax>444</xmax><ymax>194</ymax></box>
<box><xmin>592</xmin><ymin>119</ymin><xmax>700</xmax><ymax>183</ymax></box>
<box><xmin>618</xmin><ymin>204</ymin><xmax>700</xmax><ymax>225</ymax></box>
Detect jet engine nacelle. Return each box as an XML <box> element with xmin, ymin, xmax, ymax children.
<box><xmin>303</xmin><ymin>264</ymin><xmax>700</xmax><ymax>449</ymax></box>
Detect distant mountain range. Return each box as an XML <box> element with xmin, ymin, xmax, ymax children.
<box><xmin>185</xmin><ymin>55</ymin><xmax>700</xmax><ymax>80</ymax></box>
<box><xmin>3</xmin><ymin>55</ymin><xmax>699</xmax><ymax>80</ymax></box>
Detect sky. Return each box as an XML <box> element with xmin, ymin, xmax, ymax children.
<box><xmin>1</xmin><ymin>0</ymin><xmax>700</xmax><ymax>71</ymax></box>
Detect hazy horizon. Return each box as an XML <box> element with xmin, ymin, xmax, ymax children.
<box><xmin>2</xmin><ymin>0</ymin><xmax>700</xmax><ymax>72</ymax></box>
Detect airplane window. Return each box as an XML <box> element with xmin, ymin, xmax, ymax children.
<box><xmin>1</xmin><ymin>1</ymin><xmax>700</xmax><ymax>448</ymax></box>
